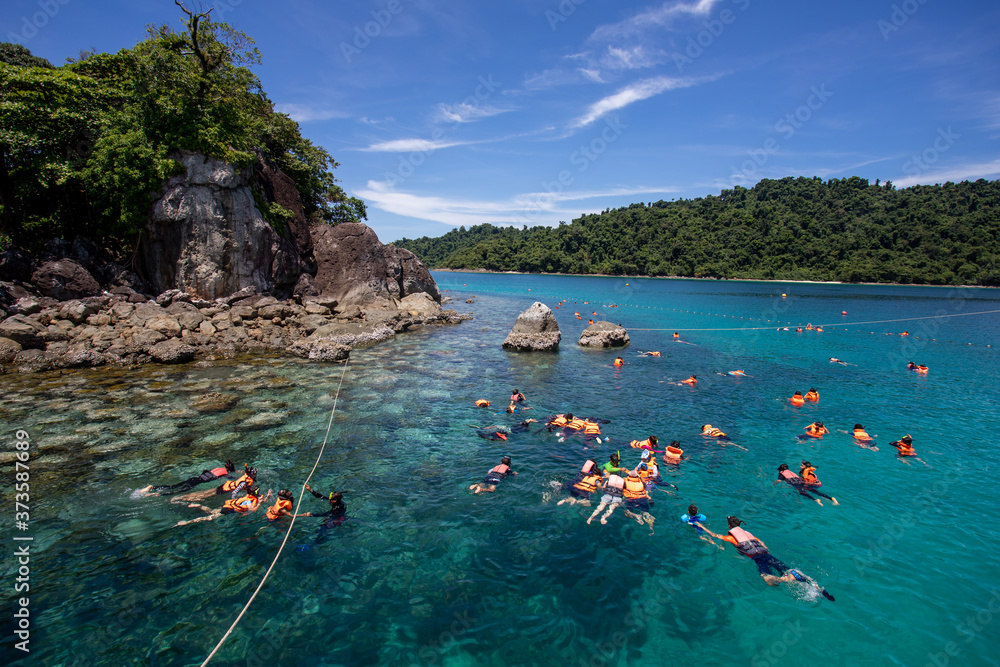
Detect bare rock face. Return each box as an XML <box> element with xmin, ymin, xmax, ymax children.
<box><xmin>254</xmin><ymin>154</ymin><xmax>314</xmax><ymax>270</ymax></box>
<box><xmin>578</xmin><ymin>321</ymin><xmax>630</xmax><ymax>348</ymax></box>
<box><xmin>502</xmin><ymin>302</ymin><xmax>561</xmax><ymax>352</ymax></box>
<box><xmin>30</xmin><ymin>260</ymin><xmax>101</xmax><ymax>300</ymax></box>
<box><xmin>141</xmin><ymin>152</ymin><xmax>302</xmax><ymax>300</ymax></box>
<box><xmin>148</xmin><ymin>339</ymin><xmax>196</xmax><ymax>364</ymax></box>
<box><xmin>311</xmin><ymin>223</ymin><xmax>441</xmax><ymax>308</ymax></box>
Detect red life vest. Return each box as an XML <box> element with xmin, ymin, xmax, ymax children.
<box><xmin>208</xmin><ymin>466</ymin><xmax>228</xmax><ymax>477</ymax></box>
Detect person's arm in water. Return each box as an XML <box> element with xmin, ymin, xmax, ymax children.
<box><xmin>305</xmin><ymin>483</ymin><xmax>332</xmax><ymax>500</ymax></box>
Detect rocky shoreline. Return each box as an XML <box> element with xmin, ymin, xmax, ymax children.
<box><xmin>0</xmin><ymin>288</ymin><xmax>470</xmax><ymax>374</ymax></box>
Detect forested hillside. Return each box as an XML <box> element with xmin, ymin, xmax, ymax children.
<box><xmin>396</xmin><ymin>177</ymin><xmax>1000</xmax><ymax>285</ymax></box>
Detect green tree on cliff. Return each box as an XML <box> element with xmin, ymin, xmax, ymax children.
<box><xmin>0</xmin><ymin>1</ymin><xmax>364</xmax><ymax>254</ymax></box>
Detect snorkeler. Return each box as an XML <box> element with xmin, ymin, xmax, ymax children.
<box><xmin>701</xmin><ymin>424</ymin><xmax>727</xmax><ymax>438</ymax></box>
<box><xmin>558</xmin><ymin>460</ymin><xmax>604</xmax><ymax>506</ymax></box>
<box><xmin>700</xmin><ymin>516</ymin><xmax>835</xmax><ymax>600</ymax></box>
<box><xmin>804</xmin><ymin>421</ymin><xmax>829</xmax><ymax>437</ymax></box>
<box><xmin>613</xmin><ymin>357</ymin><xmax>625</xmax><ymax>367</ymax></box>
<box><xmin>510</xmin><ymin>389</ymin><xmax>527</xmax><ymax>403</ymax></box>
<box><xmin>170</xmin><ymin>465</ymin><xmax>258</xmax><ymax>504</ymax></box>
<box><xmin>777</xmin><ymin>464</ymin><xmax>838</xmax><ymax>506</ymax></box>
<box><xmin>587</xmin><ymin>473</ymin><xmax>625</xmax><ymax>525</ymax></box>
<box><xmin>471</xmin><ymin>424</ymin><xmax>510</xmax><ymax>441</ymax></box>
<box><xmin>889</xmin><ymin>434</ymin><xmax>919</xmax><ymax>459</ymax></box>
<box><xmin>853</xmin><ymin>424</ymin><xmax>878</xmax><ymax>451</ymax></box>
<box><xmin>600</xmin><ymin>452</ymin><xmax>626</xmax><ymax>475</ymax></box>
<box><xmin>790</xmin><ymin>391</ymin><xmax>805</xmax><ymax>406</ymax></box>
<box><xmin>629</xmin><ymin>435</ymin><xmax>659</xmax><ymax>451</ymax></box>
<box><xmin>297</xmin><ymin>483</ymin><xmax>348</xmax><ymax>545</ymax></box>
<box><xmin>176</xmin><ymin>485</ymin><xmax>270</xmax><ymax>526</ymax></box>
<box><xmin>470</xmin><ymin>456</ymin><xmax>517</xmax><ymax>494</ymax></box>
<box><xmin>829</xmin><ymin>357</ymin><xmax>850</xmax><ymax>365</ymax></box>
<box><xmin>639</xmin><ymin>351</ymin><xmax>662</xmax><ymax>357</ymax></box>
<box><xmin>135</xmin><ymin>459</ymin><xmax>236</xmax><ymax>497</ymax></box>
<box><xmin>265</xmin><ymin>489</ymin><xmax>296</xmax><ymax>521</ymax></box>
<box><xmin>681</xmin><ymin>504</ymin><xmax>723</xmax><ymax>549</ymax></box>
<box><xmin>622</xmin><ymin>470</ymin><xmax>655</xmax><ymax>531</ymax></box>
<box><xmin>804</xmin><ymin>389</ymin><xmax>819</xmax><ymax>402</ymax></box>
<box><xmin>680</xmin><ymin>375</ymin><xmax>697</xmax><ymax>385</ymax></box>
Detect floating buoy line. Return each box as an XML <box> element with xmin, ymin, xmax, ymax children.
<box><xmin>444</xmin><ymin>288</ymin><xmax>998</xmax><ymax>347</ymax></box>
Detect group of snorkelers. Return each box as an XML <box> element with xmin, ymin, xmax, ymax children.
<box><xmin>137</xmin><ymin>461</ymin><xmax>346</xmax><ymax>535</ymax></box>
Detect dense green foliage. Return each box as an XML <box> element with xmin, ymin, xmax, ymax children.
<box><xmin>396</xmin><ymin>177</ymin><xmax>1000</xmax><ymax>286</ymax></box>
<box><xmin>0</xmin><ymin>6</ymin><xmax>364</xmax><ymax>254</ymax></box>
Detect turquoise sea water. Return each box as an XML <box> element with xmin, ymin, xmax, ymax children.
<box><xmin>2</xmin><ymin>272</ymin><xmax>999</xmax><ymax>667</ymax></box>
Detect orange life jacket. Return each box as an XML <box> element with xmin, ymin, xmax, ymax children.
<box><xmin>266</xmin><ymin>497</ymin><xmax>293</xmax><ymax>521</ymax></box>
<box><xmin>223</xmin><ymin>493</ymin><xmax>260</xmax><ymax>513</ymax></box>
<box><xmin>804</xmin><ymin>391</ymin><xmax>819</xmax><ymax>402</ymax></box>
<box><xmin>800</xmin><ymin>467</ymin><xmax>818</xmax><ymax>483</ymax></box>
<box><xmin>672</xmin><ymin>333</ymin><xmax>680</xmax><ymax>339</ymax></box>
<box><xmin>623</xmin><ymin>476</ymin><xmax>648</xmax><ymax>499</ymax></box>
<box><xmin>566</xmin><ymin>418</ymin><xmax>587</xmax><ymax>431</ymax></box>
<box><xmin>854</xmin><ymin>428</ymin><xmax>871</xmax><ymax>440</ymax></box>
<box><xmin>614</xmin><ymin>359</ymin><xmax>624</xmax><ymax>367</ymax></box>
<box><xmin>208</xmin><ymin>465</ymin><xmax>228</xmax><ymax>477</ymax></box>
<box><xmin>637</xmin><ymin>464</ymin><xmax>658</xmax><ymax>482</ymax></box>
<box><xmin>221</xmin><ymin>473</ymin><xmax>252</xmax><ymax>493</ymax></box>
<box><xmin>549</xmin><ymin>415</ymin><xmax>569</xmax><ymax>427</ymax></box>
<box><xmin>681</xmin><ymin>376</ymin><xmax>697</xmax><ymax>385</ymax></box>
<box><xmin>805</xmin><ymin>424</ymin><xmax>827</xmax><ymax>436</ymax></box>
<box><xmin>790</xmin><ymin>395</ymin><xmax>805</xmax><ymax>406</ymax></box>
<box><xmin>896</xmin><ymin>441</ymin><xmax>916</xmax><ymax>456</ymax></box>
<box><xmin>704</xmin><ymin>427</ymin><xmax>726</xmax><ymax>438</ymax></box>
<box><xmin>583</xmin><ymin>421</ymin><xmax>601</xmax><ymax>435</ymax></box>
<box><xmin>630</xmin><ymin>439</ymin><xmax>654</xmax><ymax>450</ymax></box>
<box><xmin>664</xmin><ymin>446</ymin><xmax>683</xmax><ymax>461</ymax></box>
<box><xmin>573</xmin><ymin>473</ymin><xmax>602</xmax><ymax>494</ymax></box>
<box><xmin>475</xmin><ymin>399</ymin><xmax>490</xmax><ymax>407</ymax></box>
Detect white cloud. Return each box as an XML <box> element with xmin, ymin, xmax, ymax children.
<box><xmin>894</xmin><ymin>159</ymin><xmax>1000</xmax><ymax>188</ymax></box>
<box><xmin>578</xmin><ymin>68</ymin><xmax>605</xmax><ymax>83</ymax></box>
<box><xmin>603</xmin><ymin>45</ymin><xmax>661</xmax><ymax>71</ymax></box>
<box><xmin>356</xmin><ymin>181</ymin><xmax>681</xmax><ymax>228</ymax></box>
<box><xmin>273</xmin><ymin>103</ymin><xmax>345</xmax><ymax>123</ymax></box>
<box><xmin>591</xmin><ymin>0</ymin><xmax>723</xmax><ymax>41</ymax></box>
<box><xmin>435</xmin><ymin>102</ymin><xmax>511</xmax><ymax>124</ymax></box>
<box><xmin>569</xmin><ymin>75</ymin><xmax>705</xmax><ymax>129</ymax></box>
<box><xmin>362</xmin><ymin>138</ymin><xmax>474</xmax><ymax>152</ymax></box>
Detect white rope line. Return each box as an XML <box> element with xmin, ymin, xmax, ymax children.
<box><xmin>200</xmin><ymin>355</ymin><xmax>351</xmax><ymax>667</ymax></box>
<box><xmin>629</xmin><ymin>308</ymin><xmax>1000</xmax><ymax>332</ymax></box>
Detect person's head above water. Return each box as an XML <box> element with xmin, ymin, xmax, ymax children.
<box><xmin>808</xmin><ymin>388</ymin><xmax>816</xmax><ymax>393</ymax></box>
<box><xmin>564</xmin><ymin>413</ymin><xmax>574</xmax><ymax>421</ymax></box>
<box><xmin>778</xmin><ymin>463</ymin><xmax>790</xmax><ymax>472</ymax></box>
<box><xmin>901</xmin><ymin>435</ymin><xmax>912</xmax><ymax>444</ymax></box>
<box><xmin>501</xmin><ymin>455</ymin><xmax>512</xmax><ymax>466</ymax></box>
<box><xmin>688</xmin><ymin>504</ymin><xmax>698</xmax><ymax>515</ymax></box>
<box><xmin>328</xmin><ymin>492</ymin><xmax>343</xmax><ymax>506</ymax></box>
<box><xmin>801</xmin><ymin>460</ymin><xmax>813</xmax><ymax>469</ymax></box>
<box><xmin>610</xmin><ymin>452</ymin><xmax>620</xmax><ymax>464</ymax></box>
<box><xmin>248</xmin><ymin>484</ymin><xmax>261</xmax><ymax>497</ymax></box>
<box><xmin>854</xmin><ymin>423</ymin><xmax>864</xmax><ymax>430</ymax></box>
<box><xmin>641</xmin><ymin>450</ymin><xmax>651</xmax><ymax>461</ymax></box>
<box><xmin>278</xmin><ymin>489</ymin><xmax>293</xmax><ymax>500</ymax></box>
<box><xmin>727</xmin><ymin>516</ymin><xmax>743</xmax><ymax>528</ymax></box>
<box><xmin>648</xmin><ymin>435</ymin><xmax>658</xmax><ymax>445</ymax></box>
<box><xmin>246</xmin><ymin>466</ymin><xmax>258</xmax><ymax>480</ymax></box>
<box><xmin>225</xmin><ymin>459</ymin><xmax>236</xmax><ymax>473</ymax></box>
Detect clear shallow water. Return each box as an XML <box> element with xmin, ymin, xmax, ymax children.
<box><xmin>2</xmin><ymin>273</ymin><xmax>999</xmax><ymax>667</ymax></box>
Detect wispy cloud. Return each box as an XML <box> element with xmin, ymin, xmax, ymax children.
<box><xmin>591</xmin><ymin>0</ymin><xmax>723</xmax><ymax>41</ymax></box>
<box><xmin>569</xmin><ymin>75</ymin><xmax>710</xmax><ymax>129</ymax></box>
<box><xmin>894</xmin><ymin>159</ymin><xmax>1000</xmax><ymax>188</ymax></box>
<box><xmin>356</xmin><ymin>181</ymin><xmax>681</xmax><ymax>227</ymax></box>
<box><xmin>361</xmin><ymin>138</ymin><xmax>477</xmax><ymax>152</ymax></box>
<box><xmin>274</xmin><ymin>103</ymin><xmax>345</xmax><ymax>123</ymax></box>
<box><xmin>435</xmin><ymin>102</ymin><xmax>511</xmax><ymax>124</ymax></box>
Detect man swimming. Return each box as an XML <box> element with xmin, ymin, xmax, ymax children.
<box><xmin>134</xmin><ymin>459</ymin><xmax>236</xmax><ymax>497</ymax></box>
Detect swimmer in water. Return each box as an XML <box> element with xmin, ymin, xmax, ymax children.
<box><xmin>829</xmin><ymin>358</ymin><xmax>849</xmax><ymax>365</ymax></box>
<box><xmin>853</xmin><ymin>424</ymin><xmax>878</xmax><ymax>451</ymax></box>
<box><xmin>176</xmin><ymin>485</ymin><xmax>270</xmax><ymax>526</ymax></box>
<box><xmin>776</xmin><ymin>464</ymin><xmax>838</xmax><ymax>506</ymax></box>
<box><xmin>700</xmin><ymin>516</ymin><xmax>835</xmax><ymax>600</ymax></box>
<box><xmin>681</xmin><ymin>504</ymin><xmax>723</xmax><ymax>549</ymax></box>
<box><xmin>470</xmin><ymin>456</ymin><xmax>517</xmax><ymax>494</ymax></box>
<box><xmin>135</xmin><ymin>459</ymin><xmax>236</xmax><ymax>497</ymax></box>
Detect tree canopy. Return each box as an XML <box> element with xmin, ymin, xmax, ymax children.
<box><xmin>0</xmin><ymin>3</ymin><xmax>365</xmax><ymax>255</ymax></box>
<box><xmin>396</xmin><ymin>177</ymin><xmax>1000</xmax><ymax>286</ymax></box>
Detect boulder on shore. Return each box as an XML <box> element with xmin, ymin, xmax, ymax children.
<box><xmin>502</xmin><ymin>302</ymin><xmax>561</xmax><ymax>352</ymax></box>
<box><xmin>578</xmin><ymin>321</ymin><xmax>630</xmax><ymax>348</ymax></box>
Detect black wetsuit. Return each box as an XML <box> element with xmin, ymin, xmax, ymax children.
<box><xmin>309</xmin><ymin>488</ymin><xmax>347</xmax><ymax>541</ymax></box>
<box><xmin>475</xmin><ymin>426</ymin><xmax>509</xmax><ymax>441</ymax></box>
<box><xmin>149</xmin><ymin>467</ymin><xmax>230</xmax><ymax>495</ymax></box>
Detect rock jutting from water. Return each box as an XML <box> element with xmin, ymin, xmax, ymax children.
<box><xmin>502</xmin><ymin>302</ymin><xmax>561</xmax><ymax>352</ymax></box>
<box><xmin>578</xmin><ymin>321</ymin><xmax>630</xmax><ymax>348</ymax></box>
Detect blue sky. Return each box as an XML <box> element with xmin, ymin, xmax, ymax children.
<box><xmin>5</xmin><ymin>0</ymin><xmax>999</xmax><ymax>243</ymax></box>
